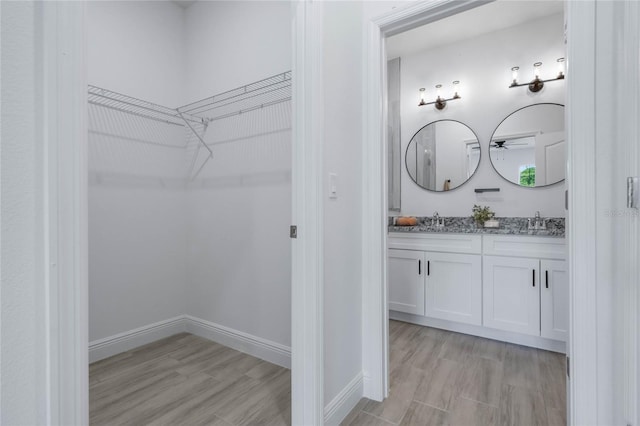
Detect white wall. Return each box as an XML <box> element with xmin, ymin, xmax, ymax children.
<box><xmin>183</xmin><ymin>1</ymin><xmax>292</xmax><ymax>347</ymax></box>
<box><xmin>87</xmin><ymin>1</ymin><xmax>186</xmax><ymax>106</ymax></box>
<box><xmin>182</xmin><ymin>1</ymin><xmax>292</xmax><ymax>102</ymax></box>
<box><xmin>322</xmin><ymin>1</ymin><xmax>365</xmax><ymax>406</ymax></box>
<box><xmin>394</xmin><ymin>13</ymin><xmax>566</xmax><ymax>218</ymax></box>
<box><xmin>0</xmin><ymin>2</ymin><xmax>48</xmax><ymax>423</ymax></box>
<box><xmin>87</xmin><ymin>1</ymin><xmax>188</xmax><ymax>341</ymax></box>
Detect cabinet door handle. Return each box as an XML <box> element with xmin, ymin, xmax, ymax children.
<box><xmin>427</xmin><ymin>260</ymin><xmax>430</xmax><ymax>276</ymax></box>
<box><xmin>418</xmin><ymin>259</ymin><xmax>421</xmax><ymax>275</ymax></box>
<box><xmin>532</xmin><ymin>269</ymin><xmax>536</xmax><ymax>287</ymax></box>
<box><xmin>545</xmin><ymin>270</ymin><xmax>549</xmax><ymax>288</ymax></box>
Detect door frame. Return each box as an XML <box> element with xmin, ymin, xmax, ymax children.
<box><xmin>46</xmin><ymin>1</ymin><xmax>324</xmax><ymax>424</ymax></box>
<box><xmin>360</xmin><ymin>0</ymin><xmax>614</xmax><ymax>422</ymax></box>
<box><xmin>42</xmin><ymin>2</ymin><xmax>88</xmax><ymax>424</ymax></box>
<box><xmin>291</xmin><ymin>1</ymin><xmax>325</xmax><ymax>424</ymax></box>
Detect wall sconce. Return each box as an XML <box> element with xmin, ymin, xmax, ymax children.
<box><xmin>509</xmin><ymin>58</ymin><xmax>565</xmax><ymax>93</ymax></box>
<box><xmin>418</xmin><ymin>81</ymin><xmax>461</xmax><ymax>110</ymax></box>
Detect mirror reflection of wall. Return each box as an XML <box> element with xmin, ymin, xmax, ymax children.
<box><xmin>490</xmin><ymin>103</ymin><xmax>565</xmax><ymax>187</ymax></box>
<box><xmin>406</xmin><ymin>120</ymin><xmax>480</xmax><ymax>192</ymax></box>
<box><xmin>386</xmin><ymin>0</ymin><xmax>566</xmax><ymax>217</ymax></box>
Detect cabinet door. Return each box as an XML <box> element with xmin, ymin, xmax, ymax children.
<box><xmin>425</xmin><ymin>252</ymin><xmax>482</xmax><ymax>325</ymax></box>
<box><xmin>388</xmin><ymin>249</ymin><xmax>425</xmax><ymax>315</ymax></box>
<box><xmin>483</xmin><ymin>256</ymin><xmax>540</xmax><ymax>336</ymax></box>
<box><xmin>541</xmin><ymin>259</ymin><xmax>569</xmax><ymax>341</ymax></box>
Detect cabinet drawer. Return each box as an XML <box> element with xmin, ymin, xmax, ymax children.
<box><xmin>388</xmin><ymin>233</ymin><xmax>481</xmax><ymax>254</ymax></box>
<box><xmin>482</xmin><ymin>235</ymin><xmax>565</xmax><ymax>259</ymax></box>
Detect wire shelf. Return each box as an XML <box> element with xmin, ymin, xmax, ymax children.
<box><xmin>177</xmin><ymin>71</ymin><xmax>292</xmax><ymax>122</ymax></box>
<box><xmin>88</xmin><ymin>85</ymin><xmax>205</xmax><ymax>126</ymax></box>
<box><xmin>87</xmin><ymin>71</ymin><xmax>291</xmax><ymax>181</ymax></box>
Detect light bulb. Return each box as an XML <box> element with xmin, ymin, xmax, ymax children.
<box><xmin>435</xmin><ymin>84</ymin><xmax>442</xmax><ymax>99</ymax></box>
<box><xmin>511</xmin><ymin>66</ymin><xmax>519</xmax><ymax>83</ymax></box>
<box><xmin>557</xmin><ymin>58</ymin><xmax>565</xmax><ymax>77</ymax></box>
<box><xmin>419</xmin><ymin>88</ymin><xmax>426</xmax><ymax>105</ymax></box>
<box><xmin>452</xmin><ymin>81</ymin><xmax>460</xmax><ymax>98</ymax></box>
<box><xmin>533</xmin><ymin>62</ymin><xmax>542</xmax><ymax>79</ymax></box>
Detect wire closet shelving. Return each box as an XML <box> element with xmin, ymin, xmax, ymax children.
<box><xmin>87</xmin><ymin>71</ymin><xmax>292</xmax><ymax>180</ymax></box>
<box><xmin>177</xmin><ymin>71</ymin><xmax>292</xmax><ymax>122</ymax></box>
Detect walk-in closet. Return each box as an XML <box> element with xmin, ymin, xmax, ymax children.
<box><xmin>86</xmin><ymin>2</ymin><xmax>293</xmax><ymax>424</ymax></box>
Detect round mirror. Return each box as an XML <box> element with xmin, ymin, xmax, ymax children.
<box><xmin>405</xmin><ymin>120</ymin><xmax>480</xmax><ymax>192</ymax></box>
<box><xmin>489</xmin><ymin>103</ymin><xmax>565</xmax><ymax>187</ymax></box>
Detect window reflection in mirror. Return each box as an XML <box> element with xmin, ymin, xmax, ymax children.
<box><xmin>405</xmin><ymin>120</ymin><xmax>480</xmax><ymax>192</ymax></box>
<box><xmin>489</xmin><ymin>103</ymin><xmax>565</xmax><ymax>188</ymax></box>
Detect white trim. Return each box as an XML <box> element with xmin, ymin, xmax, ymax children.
<box><xmin>618</xmin><ymin>3</ymin><xmax>640</xmax><ymax>425</ymax></box>
<box><xmin>389</xmin><ymin>312</ymin><xmax>566</xmax><ymax>354</ymax></box>
<box><xmin>89</xmin><ymin>316</ymin><xmax>187</xmax><ymax>363</ymax></box>
<box><xmin>185</xmin><ymin>316</ymin><xmax>291</xmax><ymax>369</ymax></box>
<box><xmin>565</xmin><ymin>1</ymin><xmax>599</xmax><ymax>424</ymax></box>
<box><xmin>291</xmin><ymin>0</ymin><xmax>325</xmax><ymax>424</ymax></box>
<box><xmin>43</xmin><ymin>2</ymin><xmax>88</xmax><ymax>424</ymax></box>
<box><xmin>89</xmin><ymin>315</ymin><xmax>293</xmax><ymax>369</ymax></box>
<box><xmin>323</xmin><ymin>372</ymin><xmax>364</xmax><ymax>426</ymax></box>
<box><xmin>361</xmin><ymin>0</ymin><xmax>492</xmax><ymax>402</ymax></box>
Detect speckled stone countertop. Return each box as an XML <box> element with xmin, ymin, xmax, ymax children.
<box><xmin>388</xmin><ymin>217</ymin><xmax>565</xmax><ymax>238</ymax></box>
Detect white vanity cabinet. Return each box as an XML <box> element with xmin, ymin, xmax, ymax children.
<box><xmin>482</xmin><ymin>256</ymin><xmax>541</xmax><ymax>336</ymax></box>
<box><xmin>425</xmin><ymin>252</ymin><xmax>482</xmax><ymax>325</ymax></box>
<box><xmin>388</xmin><ymin>249</ymin><xmax>425</xmax><ymax>315</ymax></box>
<box><xmin>388</xmin><ymin>232</ymin><xmax>568</xmax><ymax>351</ymax></box>
<box><xmin>482</xmin><ymin>235</ymin><xmax>568</xmax><ymax>341</ymax></box>
<box><xmin>540</xmin><ymin>259</ymin><xmax>569</xmax><ymax>340</ymax></box>
<box><xmin>388</xmin><ymin>234</ymin><xmax>482</xmax><ymax>325</ymax></box>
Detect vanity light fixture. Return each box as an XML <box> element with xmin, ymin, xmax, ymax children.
<box><xmin>418</xmin><ymin>81</ymin><xmax>461</xmax><ymax>110</ymax></box>
<box><xmin>509</xmin><ymin>58</ymin><xmax>565</xmax><ymax>93</ymax></box>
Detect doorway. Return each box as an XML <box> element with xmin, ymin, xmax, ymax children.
<box><xmin>360</xmin><ymin>1</ymin><xmax>634</xmax><ymax>424</ymax></box>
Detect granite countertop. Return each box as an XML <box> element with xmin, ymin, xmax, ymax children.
<box><xmin>388</xmin><ymin>217</ymin><xmax>565</xmax><ymax>238</ymax></box>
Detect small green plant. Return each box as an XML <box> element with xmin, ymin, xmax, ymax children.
<box><xmin>472</xmin><ymin>205</ymin><xmax>495</xmax><ymax>226</ymax></box>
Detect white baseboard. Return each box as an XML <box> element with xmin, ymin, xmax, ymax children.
<box><xmin>89</xmin><ymin>316</ymin><xmax>187</xmax><ymax>363</ymax></box>
<box><xmin>324</xmin><ymin>372</ymin><xmax>364</xmax><ymax>426</ymax></box>
<box><xmin>89</xmin><ymin>315</ymin><xmax>292</xmax><ymax>369</ymax></box>
<box><xmin>184</xmin><ymin>315</ymin><xmax>291</xmax><ymax>369</ymax></box>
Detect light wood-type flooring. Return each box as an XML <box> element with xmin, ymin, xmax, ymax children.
<box><xmin>89</xmin><ymin>333</ymin><xmax>290</xmax><ymax>426</ymax></box>
<box><xmin>342</xmin><ymin>320</ymin><xmax>567</xmax><ymax>426</ymax></box>
<box><xmin>90</xmin><ymin>321</ymin><xmax>565</xmax><ymax>426</ymax></box>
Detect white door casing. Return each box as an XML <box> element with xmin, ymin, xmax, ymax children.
<box><xmin>291</xmin><ymin>1</ymin><xmax>324</xmax><ymax>424</ymax></box>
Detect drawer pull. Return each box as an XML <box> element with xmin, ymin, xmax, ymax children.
<box><xmin>418</xmin><ymin>259</ymin><xmax>421</xmax><ymax>275</ymax></box>
<box><xmin>427</xmin><ymin>260</ymin><xmax>430</xmax><ymax>276</ymax></box>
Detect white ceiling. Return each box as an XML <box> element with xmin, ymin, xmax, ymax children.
<box><xmin>386</xmin><ymin>0</ymin><xmax>564</xmax><ymax>59</ymax></box>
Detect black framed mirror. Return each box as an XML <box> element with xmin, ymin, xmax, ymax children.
<box><xmin>489</xmin><ymin>103</ymin><xmax>565</xmax><ymax>188</ymax></box>
<box><xmin>405</xmin><ymin>119</ymin><xmax>480</xmax><ymax>192</ymax></box>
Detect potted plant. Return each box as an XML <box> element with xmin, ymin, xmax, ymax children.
<box><xmin>472</xmin><ymin>205</ymin><xmax>495</xmax><ymax>227</ymax></box>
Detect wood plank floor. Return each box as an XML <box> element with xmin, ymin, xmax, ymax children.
<box><xmin>342</xmin><ymin>320</ymin><xmax>567</xmax><ymax>426</ymax></box>
<box><xmin>89</xmin><ymin>333</ymin><xmax>290</xmax><ymax>426</ymax></box>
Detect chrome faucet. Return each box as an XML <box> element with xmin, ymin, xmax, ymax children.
<box><xmin>528</xmin><ymin>211</ymin><xmax>547</xmax><ymax>230</ymax></box>
<box><xmin>432</xmin><ymin>212</ymin><xmax>445</xmax><ymax>227</ymax></box>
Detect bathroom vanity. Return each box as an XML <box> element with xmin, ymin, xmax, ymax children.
<box><xmin>388</xmin><ymin>219</ymin><xmax>567</xmax><ymax>353</ymax></box>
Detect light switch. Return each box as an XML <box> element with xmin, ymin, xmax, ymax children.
<box><xmin>329</xmin><ymin>173</ymin><xmax>338</xmax><ymax>199</ymax></box>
